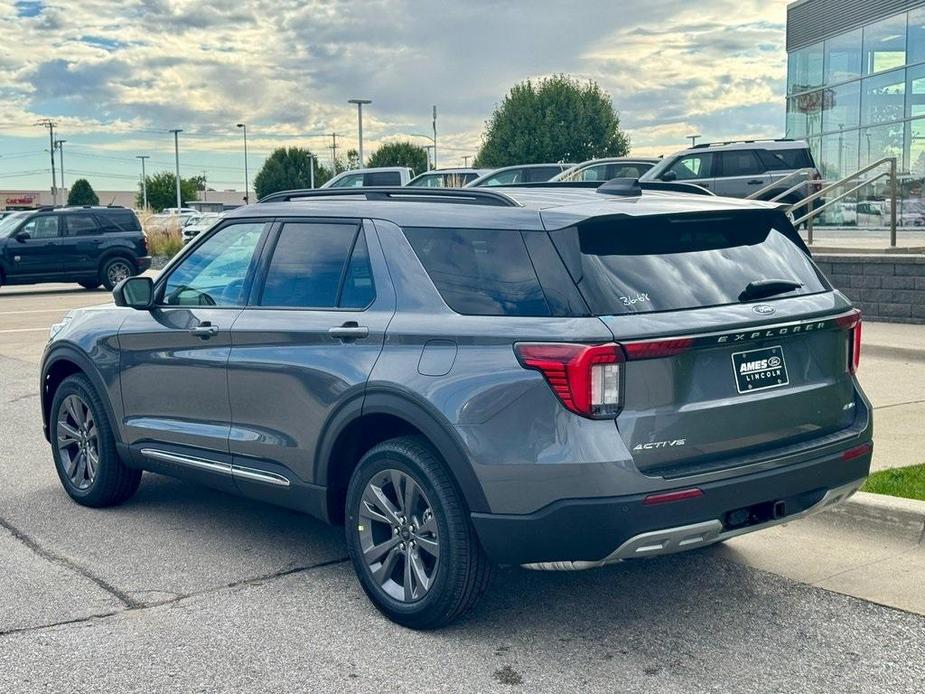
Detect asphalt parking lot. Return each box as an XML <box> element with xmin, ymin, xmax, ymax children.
<box><xmin>1</xmin><ymin>283</ymin><xmax>924</xmax><ymax>693</ymax></box>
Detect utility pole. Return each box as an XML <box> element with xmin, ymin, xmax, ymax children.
<box><xmin>201</xmin><ymin>170</ymin><xmax>208</xmax><ymax>201</ymax></box>
<box><xmin>55</xmin><ymin>139</ymin><xmax>66</xmax><ymax>199</ymax></box>
<box><xmin>37</xmin><ymin>119</ymin><xmax>57</xmax><ymax>205</ymax></box>
<box><xmin>348</xmin><ymin>99</ymin><xmax>372</xmax><ymax>166</ymax></box>
<box><xmin>169</xmin><ymin>129</ymin><xmax>183</xmax><ymax>212</ymax></box>
<box><xmin>236</xmin><ymin>123</ymin><xmax>249</xmax><ymax>203</ymax></box>
<box><xmin>463</xmin><ymin>155</ymin><xmax>470</xmax><ymax>167</ymax></box>
<box><xmin>309</xmin><ymin>154</ymin><xmax>315</xmax><ymax>189</ymax></box>
<box><xmin>136</xmin><ymin>155</ymin><xmax>150</xmax><ymax>210</ymax></box>
<box><xmin>329</xmin><ymin>132</ymin><xmax>338</xmax><ymax>171</ymax></box>
<box><xmin>432</xmin><ymin>105</ymin><xmax>437</xmax><ymax>169</ymax></box>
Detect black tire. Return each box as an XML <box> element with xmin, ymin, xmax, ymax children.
<box><xmin>100</xmin><ymin>256</ymin><xmax>136</xmax><ymax>291</ymax></box>
<box><xmin>345</xmin><ymin>436</ymin><xmax>491</xmax><ymax>629</ymax></box>
<box><xmin>78</xmin><ymin>281</ymin><xmax>101</xmax><ymax>290</ymax></box>
<box><xmin>50</xmin><ymin>374</ymin><xmax>141</xmax><ymax>507</ymax></box>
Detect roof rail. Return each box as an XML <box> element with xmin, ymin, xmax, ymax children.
<box><xmin>500</xmin><ymin>179</ymin><xmax>714</xmax><ymax>197</ymax></box>
<box><xmin>691</xmin><ymin>137</ymin><xmax>796</xmax><ymax>149</ymax></box>
<box><xmin>256</xmin><ymin>187</ymin><xmax>520</xmax><ymax>207</ymax></box>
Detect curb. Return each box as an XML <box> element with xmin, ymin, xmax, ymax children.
<box><xmin>817</xmin><ymin>490</ymin><xmax>925</xmax><ymax>545</ymax></box>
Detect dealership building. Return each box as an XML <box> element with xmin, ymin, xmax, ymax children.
<box><xmin>786</xmin><ymin>0</ymin><xmax>925</xmax><ymax>224</ymax></box>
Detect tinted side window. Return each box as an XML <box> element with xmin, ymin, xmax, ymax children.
<box><xmin>523</xmin><ymin>166</ymin><xmax>563</xmax><ymax>182</ymax></box>
<box><xmin>66</xmin><ymin>214</ymin><xmax>101</xmax><ymax>236</ymax></box>
<box><xmin>339</xmin><ymin>231</ymin><xmax>376</xmax><ymax>308</ymax></box>
<box><xmin>404</xmin><ymin>227</ymin><xmax>550</xmax><ymax>316</ymax></box>
<box><xmin>329</xmin><ymin>173</ymin><xmax>364</xmax><ymax>188</ymax></box>
<box><xmin>162</xmin><ymin>222</ymin><xmax>266</xmax><ymax>306</ymax></box>
<box><xmin>259</xmin><ymin>223</ymin><xmax>360</xmax><ymax>308</ymax></box>
<box><xmin>20</xmin><ymin>215</ymin><xmax>61</xmax><ymax>240</ymax></box>
<box><xmin>718</xmin><ymin>150</ymin><xmax>764</xmax><ymax>177</ymax></box>
<box><xmin>760</xmin><ymin>147</ymin><xmax>814</xmax><ymax>170</ymax></box>
<box><xmin>364</xmin><ymin>171</ymin><xmax>401</xmax><ymax>186</ymax></box>
<box><xmin>98</xmin><ymin>210</ymin><xmax>142</xmax><ymax>233</ymax></box>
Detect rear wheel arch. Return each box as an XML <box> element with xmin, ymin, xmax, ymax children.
<box><xmin>318</xmin><ymin>390</ymin><xmax>490</xmax><ymax>525</ymax></box>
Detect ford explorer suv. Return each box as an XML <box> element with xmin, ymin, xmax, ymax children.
<box><xmin>40</xmin><ymin>184</ymin><xmax>871</xmax><ymax>629</ymax></box>
<box><xmin>1</xmin><ymin>206</ymin><xmax>150</xmax><ymax>291</ymax></box>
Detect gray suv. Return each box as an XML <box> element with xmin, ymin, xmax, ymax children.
<box><xmin>40</xmin><ymin>184</ymin><xmax>872</xmax><ymax>629</ymax></box>
<box><xmin>640</xmin><ymin>139</ymin><xmax>821</xmax><ymax>214</ymax></box>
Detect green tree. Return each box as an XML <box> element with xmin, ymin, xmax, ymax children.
<box><xmin>474</xmin><ymin>74</ymin><xmax>630</xmax><ymax>167</ymax></box>
<box><xmin>254</xmin><ymin>147</ymin><xmax>325</xmax><ymax>198</ymax></box>
<box><xmin>136</xmin><ymin>172</ymin><xmax>200</xmax><ymax>212</ymax></box>
<box><xmin>67</xmin><ymin>178</ymin><xmax>99</xmax><ymax>206</ymax></box>
<box><xmin>366</xmin><ymin>141</ymin><xmax>428</xmax><ymax>174</ymax></box>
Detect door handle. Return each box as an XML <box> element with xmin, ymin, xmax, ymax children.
<box><xmin>190</xmin><ymin>321</ymin><xmax>219</xmax><ymax>339</ymax></box>
<box><xmin>747</xmin><ymin>179</ymin><xmax>764</xmax><ymax>185</ymax></box>
<box><xmin>329</xmin><ymin>321</ymin><xmax>369</xmax><ymax>340</ymax></box>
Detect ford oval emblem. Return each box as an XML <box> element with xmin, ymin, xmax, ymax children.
<box><xmin>752</xmin><ymin>304</ymin><xmax>776</xmax><ymax>315</ymax></box>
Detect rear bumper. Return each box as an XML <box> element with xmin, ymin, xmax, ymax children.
<box><xmin>470</xmin><ymin>443</ymin><xmax>871</xmax><ymax>566</ymax></box>
<box><xmin>136</xmin><ymin>255</ymin><xmax>152</xmax><ymax>272</ymax></box>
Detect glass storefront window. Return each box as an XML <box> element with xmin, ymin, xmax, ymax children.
<box><xmin>823</xmin><ymin>81</ymin><xmax>861</xmax><ymax>131</ymax></box>
<box><xmin>860</xmin><ymin>122</ymin><xmax>905</xmax><ymax>169</ymax></box>
<box><xmin>907</xmin><ymin>118</ymin><xmax>925</xmax><ymax>177</ymax></box>
<box><xmin>907</xmin><ymin>7</ymin><xmax>925</xmax><ymax>65</ymax></box>
<box><xmin>821</xmin><ymin>130</ymin><xmax>860</xmax><ymax>181</ymax></box>
<box><xmin>788</xmin><ymin>43</ymin><xmax>823</xmax><ymax>94</ymax></box>
<box><xmin>787</xmin><ymin>90</ymin><xmax>824</xmax><ymax>137</ymax></box>
<box><xmin>863</xmin><ymin>14</ymin><xmax>907</xmax><ymax>74</ymax></box>
<box><xmin>862</xmin><ymin>69</ymin><xmax>906</xmax><ymax>125</ymax></box>
<box><xmin>824</xmin><ymin>29</ymin><xmax>862</xmax><ymax>83</ymax></box>
<box><xmin>907</xmin><ymin>63</ymin><xmax>925</xmax><ymax>118</ymax></box>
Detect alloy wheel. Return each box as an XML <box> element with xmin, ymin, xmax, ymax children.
<box><xmin>107</xmin><ymin>261</ymin><xmax>131</xmax><ymax>285</ymax></box>
<box><xmin>357</xmin><ymin>469</ymin><xmax>440</xmax><ymax>602</ymax></box>
<box><xmin>56</xmin><ymin>394</ymin><xmax>99</xmax><ymax>490</ymax></box>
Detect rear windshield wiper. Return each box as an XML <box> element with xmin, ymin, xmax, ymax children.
<box><xmin>739</xmin><ymin>279</ymin><xmax>803</xmax><ymax>302</ymax></box>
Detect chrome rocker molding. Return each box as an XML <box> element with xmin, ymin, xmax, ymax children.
<box><xmin>522</xmin><ymin>479</ymin><xmax>862</xmax><ymax>571</ymax></box>
<box><xmin>140</xmin><ymin>448</ymin><xmax>291</xmax><ymax>488</ymax></box>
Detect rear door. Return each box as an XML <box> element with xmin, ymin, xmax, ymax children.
<box><xmin>227</xmin><ymin>218</ymin><xmax>394</xmax><ymax>491</ymax></box>
<box><xmin>59</xmin><ymin>212</ymin><xmax>103</xmax><ymax>275</ymax></box>
<box><xmin>713</xmin><ymin>149</ymin><xmax>768</xmax><ymax>198</ymax></box>
<box><xmin>547</xmin><ymin>211</ymin><xmax>858</xmax><ymax>477</ymax></box>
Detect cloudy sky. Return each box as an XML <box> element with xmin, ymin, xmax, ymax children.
<box><xmin>0</xmin><ymin>0</ymin><xmax>791</xmax><ymax>192</ymax></box>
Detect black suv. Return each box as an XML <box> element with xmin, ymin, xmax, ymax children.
<box><xmin>41</xmin><ymin>186</ymin><xmax>871</xmax><ymax>629</ymax></box>
<box><xmin>0</xmin><ymin>206</ymin><xmax>150</xmax><ymax>291</ymax></box>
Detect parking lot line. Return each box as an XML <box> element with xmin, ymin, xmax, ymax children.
<box><xmin>0</xmin><ymin>328</ymin><xmax>49</xmax><ymax>334</ymax></box>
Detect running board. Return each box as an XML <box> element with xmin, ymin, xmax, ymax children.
<box><xmin>140</xmin><ymin>448</ymin><xmax>291</xmax><ymax>487</ymax></box>
<box><xmin>521</xmin><ymin>479</ymin><xmax>862</xmax><ymax>571</ymax></box>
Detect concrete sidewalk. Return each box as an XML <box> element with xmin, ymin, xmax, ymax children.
<box><xmin>856</xmin><ymin>321</ymin><xmax>925</xmax><ymax>473</ymax></box>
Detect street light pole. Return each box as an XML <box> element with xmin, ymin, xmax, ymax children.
<box><xmin>55</xmin><ymin>139</ymin><xmax>66</xmax><ymax>199</ymax></box>
<box><xmin>236</xmin><ymin>123</ymin><xmax>249</xmax><ymax>204</ymax></box>
<box><xmin>432</xmin><ymin>105</ymin><xmax>437</xmax><ymax>169</ymax></box>
<box><xmin>348</xmin><ymin>99</ymin><xmax>372</xmax><ymax>166</ymax></box>
<box><xmin>169</xmin><ymin>129</ymin><xmax>183</xmax><ymax>213</ymax></box>
<box><xmin>687</xmin><ymin>133</ymin><xmax>702</xmax><ymax>147</ymax></box>
<box><xmin>136</xmin><ymin>155</ymin><xmax>150</xmax><ymax>210</ymax></box>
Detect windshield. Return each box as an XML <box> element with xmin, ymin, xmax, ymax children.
<box><xmin>0</xmin><ymin>212</ymin><xmax>29</xmax><ymax>236</ymax></box>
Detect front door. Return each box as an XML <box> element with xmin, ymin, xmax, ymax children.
<box><xmin>118</xmin><ymin>220</ymin><xmax>272</xmax><ymax>466</ymax></box>
<box><xmin>661</xmin><ymin>152</ymin><xmax>715</xmax><ymax>191</ymax></box>
<box><xmin>227</xmin><ymin>219</ymin><xmax>394</xmax><ymax>493</ymax></box>
<box><xmin>6</xmin><ymin>214</ymin><xmax>63</xmax><ymax>279</ymax></box>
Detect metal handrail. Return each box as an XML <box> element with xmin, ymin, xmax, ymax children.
<box><xmin>746</xmin><ymin>168</ymin><xmax>816</xmax><ymax>201</ymax></box>
<box><xmin>787</xmin><ymin>156</ymin><xmax>898</xmax><ymax>247</ymax></box>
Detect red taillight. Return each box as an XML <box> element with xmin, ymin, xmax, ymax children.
<box><xmin>836</xmin><ymin>309</ymin><xmax>862</xmax><ymax>373</ymax></box>
<box><xmin>514</xmin><ymin>342</ymin><xmax>623</xmax><ymax>418</ymax></box>
<box><xmin>643</xmin><ymin>488</ymin><xmax>704</xmax><ymax>506</ymax></box>
<box><xmin>622</xmin><ymin>337</ymin><xmax>694</xmax><ymax>361</ymax></box>
<box><xmin>841</xmin><ymin>442</ymin><xmax>872</xmax><ymax>461</ymax></box>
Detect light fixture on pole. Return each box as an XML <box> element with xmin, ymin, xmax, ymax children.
<box><xmin>236</xmin><ymin>123</ymin><xmax>250</xmax><ymax>204</ymax></box>
<box><xmin>687</xmin><ymin>133</ymin><xmax>702</xmax><ymax>147</ymax></box>
<box><xmin>432</xmin><ymin>105</ymin><xmax>437</xmax><ymax>169</ymax></box>
<box><xmin>348</xmin><ymin>99</ymin><xmax>372</xmax><ymax>166</ymax></box>
<box><xmin>136</xmin><ymin>155</ymin><xmax>150</xmax><ymax>210</ymax></box>
<box><xmin>169</xmin><ymin>129</ymin><xmax>183</xmax><ymax>213</ymax></box>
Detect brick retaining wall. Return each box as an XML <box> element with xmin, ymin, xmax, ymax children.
<box><xmin>813</xmin><ymin>254</ymin><xmax>925</xmax><ymax>324</ymax></box>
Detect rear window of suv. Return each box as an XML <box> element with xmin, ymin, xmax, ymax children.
<box><xmin>760</xmin><ymin>147</ymin><xmax>815</xmax><ymax>170</ymax></box>
<box><xmin>549</xmin><ymin>212</ymin><xmax>828</xmax><ymax>315</ymax></box>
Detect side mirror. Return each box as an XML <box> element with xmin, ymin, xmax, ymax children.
<box><xmin>660</xmin><ymin>170</ymin><xmax>678</xmax><ymax>182</ymax></box>
<box><xmin>14</xmin><ymin>231</ymin><xmax>30</xmax><ymax>242</ymax></box>
<box><xmin>113</xmin><ymin>276</ymin><xmax>154</xmax><ymax>310</ymax></box>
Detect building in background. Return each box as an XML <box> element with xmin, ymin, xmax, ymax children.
<box><xmin>786</xmin><ymin>0</ymin><xmax>925</xmax><ymax>226</ymax></box>
<box><xmin>0</xmin><ymin>189</ymin><xmax>245</xmax><ymax>211</ymax></box>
